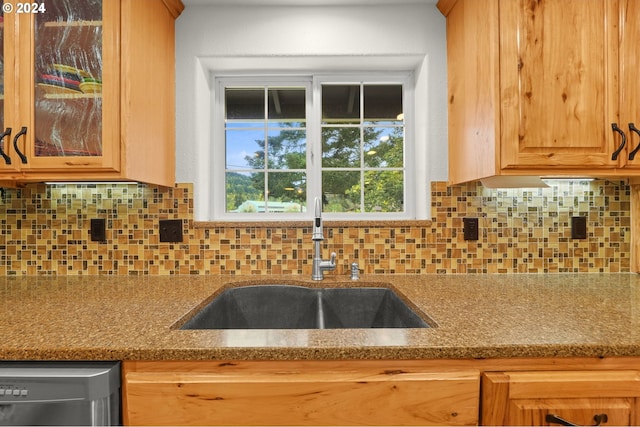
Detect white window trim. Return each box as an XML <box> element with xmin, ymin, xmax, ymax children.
<box><xmin>312</xmin><ymin>73</ymin><xmax>415</xmax><ymax>221</ymax></box>
<box><xmin>212</xmin><ymin>76</ymin><xmax>313</xmax><ymax>221</ymax></box>
<box><xmin>212</xmin><ymin>72</ymin><xmax>422</xmax><ymax>221</ymax></box>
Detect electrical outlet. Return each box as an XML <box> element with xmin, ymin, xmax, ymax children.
<box><xmin>159</xmin><ymin>219</ymin><xmax>183</xmax><ymax>243</ymax></box>
<box><xmin>571</xmin><ymin>216</ymin><xmax>587</xmax><ymax>239</ymax></box>
<box><xmin>90</xmin><ymin>218</ymin><xmax>106</xmax><ymax>242</ymax></box>
<box><xmin>463</xmin><ymin>217</ymin><xmax>479</xmax><ymax>241</ymax></box>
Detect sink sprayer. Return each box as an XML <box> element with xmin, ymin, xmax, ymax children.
<box><xmin>311</xmin><ymin>197</ymin><xmax>336</xmax><ymax>280</ymax></box>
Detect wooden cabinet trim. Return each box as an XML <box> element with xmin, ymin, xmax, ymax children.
<box><xmin>485</xmin><ymin>370</ymin><xmax>640</xmax><ymax>399</ymax></box>
<box><xmin>162</xmin><ymin>0</ymin><xmax>185</xmax><ymax>19</ymax></box>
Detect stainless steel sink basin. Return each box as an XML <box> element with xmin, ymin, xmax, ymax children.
<box><xmin>179</xmin><ymin>285</ymin><xmax>431</xmax><ymax>329</ymax></box>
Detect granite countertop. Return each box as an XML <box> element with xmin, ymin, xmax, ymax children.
<box><xmin>1</xmin><ymin>273</ymin><xmax>639</xmax><ymax>361</ymax></box>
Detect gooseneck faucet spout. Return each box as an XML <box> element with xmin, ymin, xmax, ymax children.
<box><xmin>312</xmin><ymin>197</ymin><xmax>324</xmax><ymax>240</ymax></box>
<box><xmin>312</xmin><ymin>197</ymin><xmax>337</xmax><ymax>281</ymax></box>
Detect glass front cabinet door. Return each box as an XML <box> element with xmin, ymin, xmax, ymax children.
<box><xmin>0</xmin><ymin>0</ymin><xmax>118</xmax><ymax>177</ymax></box>
<box><xmin>0</xmin><ymin>0</ymin><xmax>182</xmax><ymax>185</ymax></box>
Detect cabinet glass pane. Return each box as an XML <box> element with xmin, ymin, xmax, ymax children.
<box><xmin>34</xmin><ymin>0</ymin><xmax>102</xmax><ymax>157</ymax></box>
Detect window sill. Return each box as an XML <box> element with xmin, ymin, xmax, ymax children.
<box><xmin>194</xmin><ymin>219</ymin><xmax>433</xmax><ymax>228</ymax></box>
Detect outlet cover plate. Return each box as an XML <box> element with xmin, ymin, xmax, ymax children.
<box><xmin>90</xmin><ymin>218</ymin><xmax>106</xmax><ymax>242</ymax></box>
<box><xmin>160</xmin><ymin>219</ymin><xmax>183</xmax><ymax>243</ymax></box>
<box><xmin>463</xmin><ymin>217</ymin><xmax>479</xmax><ymax>241</ymax></box>
<box><xmin>571</xmin><ymin>216</ymin><xmax>587</xmax><ymax>239</ymax></box>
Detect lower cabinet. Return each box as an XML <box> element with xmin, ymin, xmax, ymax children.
<box><xmin>123</xmin><ymin>361</ymin><xmax>640</xmax><ymax>426</ymax></box>
<box><xmin>482</xmin><ymin>371</ymin><xmax>640</xmax><ymax>426</ymax></box>
<box><xmin>122</xmin><ymin>361</ymin><xmax>480</xmax><ymax>426</ymax></box>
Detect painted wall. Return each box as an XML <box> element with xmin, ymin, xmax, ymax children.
<box><xmin>174</xmin><ymin>3</ymin><xmax>448</xmax><ymax>220</ymax></box>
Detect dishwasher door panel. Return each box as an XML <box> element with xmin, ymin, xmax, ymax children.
<box><xmin>0</xmin><ymin>362</ymin><xmax>120</xmax><ymax>426</ymax></box>
<box><xmin>1</xmin><ymin>400</ymin><xmax>98</xmax><ymax>426</ymax></box>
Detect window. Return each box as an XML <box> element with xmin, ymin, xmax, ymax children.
<box><xmin>213</xmin><ymin>73</ymin><xmax>414</xmax><ymax>220</ymax></box>
<box><xmin>320</xmin><ymin>82</ymin><xmax>405</xmax><ymax>214</ymax></box>
<box><xmin>223</xmin><ymin>84</ymin><xmax>308</xmax><ymax>214</ymax></box>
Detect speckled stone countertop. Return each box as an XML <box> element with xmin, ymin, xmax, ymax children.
<box><xmin>1</xmin><ymin>273</ymin><xmax>639</xmax><ymax>361</ymax></box>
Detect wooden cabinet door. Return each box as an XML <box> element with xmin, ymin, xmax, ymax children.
<box><xmin>0</xmin><ymin>0</ymin><xmax>119</xmax><ymax>177</ymax></box>
<box><xmin>499</xmin><ymin>0</ymin><xmax>621</xmax><ymax>170</ymax></box>
<box><xmin>17</xmin><ymin>0</ymin><xmax>120</xmax><ymax>173</ymax></box>
<box><xmin>123</xmin><ymin>361</ymin><xmax>480</xmax><ymax>426</ymax></box>
<box><xmin>617</xmin><ymin>0</ymin><xmax>640</xmax><ymax>168</ymax></box>
<box><xmin>482</xmin><ymin>371</ymin><xmax>640</xmax><ymax>426</ymax></box>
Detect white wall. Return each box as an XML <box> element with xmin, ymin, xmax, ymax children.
<box><xmin>175</xmin><ymin>3</ymin><xmax>448</xmax><ymax>220</ymax></box>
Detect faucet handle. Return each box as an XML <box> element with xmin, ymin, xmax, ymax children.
<box><xmin>329</xmin><ymin>252</ymin><xmax>337</xmax><ymax>265</ymax></box>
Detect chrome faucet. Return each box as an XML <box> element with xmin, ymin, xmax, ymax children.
<box><xmin>312</xmin><ymin>197</ymin><xmax>336</xmax><ymax>280</ymax></box>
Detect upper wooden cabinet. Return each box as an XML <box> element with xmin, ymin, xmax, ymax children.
<box><xmin>437</xmin><ymin>0</ymin><xmax>640</xmax><ymax>184</ymax></box>
<box><xmin>0</xmin><ymin>0</ymin><xmax>183</xmax><ymax>186</ymax></box>
<box><xmin>482</xmin><ymin>371</ymin><xmax>640</xmax><ymax>426</ymax></box>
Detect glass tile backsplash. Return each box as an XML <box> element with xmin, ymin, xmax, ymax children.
<box><xmin>0</xmin><ymin>179</ymin><xmax>629</xmax><ymax>275</ymax></box>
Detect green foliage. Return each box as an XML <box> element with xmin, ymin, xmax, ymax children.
<box><xmin>229</xmin><ymin>124</ymin><xmax>404</xmax><ymax>213</ymax></box>
<box><xmin>225</xmin><ymin>172</ymin><xmax>261</xmax><ymax>211</ymax></box>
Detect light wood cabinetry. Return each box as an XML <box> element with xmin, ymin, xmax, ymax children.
<box><xmin>121</xmin><ymin>359</ymin><xmax>640</xmax><ymax>426</ymax></box>
<box><xmin>437</xmin><ymin>0</ymin><xmax>640</xmax><ymax>184</ymax></box>
<box><xmin>482</xmin><ymin>371</ymin><xmax>640</xmax><ymax>426</ymax></box>
<box><xmin>122</xmin><ymin>360</ymin><xmax>480</xmax><ymax>426</ymax></box>
<box><xmin>0</xmin><ymin>0</ymin><xmax>182</xmax><ymax>186</ymax></box>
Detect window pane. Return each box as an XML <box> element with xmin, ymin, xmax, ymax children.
<box><xmin>364</xmin><ymin>127</ymin><xmax>404</xmax><ymax>168</ymax></box>
<box><xmin>268</xmin><ymin>172</ymin><xmax>307</xmax><ymax>211</ymax></box>
<box><xmin>364</xmin><ymin>84</ymin><xmax>403</xmax><ymax>125</ymax></box>
<box><xmin>320</xmin><ymin>82</ymin><xmax>406</xmax><ymax>215</ymax></box>
<box><xmin>322</xmin><ymin>84</ymin><xmax>360</xmax><ymax>124</ymax></box>
<box><xmin>322</xmin><ymin>171</ymin><xmax>360</xmax><ymax>212</ymax></box>
<box><xmin>364</xmin><ymin>170</ymin><xmax>404</xmax><ymax>212</ymax></box>
<box><xmin>224</xmin><ymin>84</ymin><xmax>308</xmax><ymax>215</ymax></box>
<box><xmin>322</xmin><ymin>127</ymin><xmax>361</xmax><ymax>168</ymax></box>
<box><xmin>268</xmin><ymin>88</ymin><xmax>305</xmax><ymax>123</ymax></box>
<box><xmin>225</xmin><ymin>129</ymin><xmax>264</xmax><ymax>169</ymax></box>
<box><xmin>267</xmin><ymin>129</ymin><xmax>306</xmax><ymax>169</ymax></box>
<box><xmin>226</xmin><ymin>88</ymin><xmax>263</xmax><ymax>119</ymax></box>
<box><xmin>226</xmin><ymin>171</ymin><xmax>306</xmax><ymax>213</ymax></box>
<box><xmin>226</xmin><ymin>171</ymin><xmax>263</xmax><ymax>212</ymax></box>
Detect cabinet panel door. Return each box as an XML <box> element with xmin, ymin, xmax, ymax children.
<box><xmin>125</xmin><ymin>369</ymin><xmax>480</xmax><ymax>426</ymax></box>
<box><xmin>499</xmin><ymin>0</ymin><xmax>620</xmax><ymax>169</ymax></box>
<box><xmin>619</xmin><ymin>0</ymin><xmax>640</xmax><ymax>168</ymax></box>
<box><xmin>482</xmin><ymin>371</ymin><xmax>640</xmax><ymax>426</ymax></box>
<box><xmin>20</xmin><ymin>0</ymin><xmax>119</xmax><ymax>172</ymax></box>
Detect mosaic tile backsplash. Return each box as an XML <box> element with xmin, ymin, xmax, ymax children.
<box><xmin>0</xmin><ymin>179</ymin><xmax>630</xmax><ymax>275</ymax></box>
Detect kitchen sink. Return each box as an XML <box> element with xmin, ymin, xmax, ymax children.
<box><xmin>179</xmin><ymin>285</ymin><xmax>431</xmax><ymax>329</ymax></box>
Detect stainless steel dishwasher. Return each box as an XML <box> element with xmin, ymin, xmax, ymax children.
<box><xmin>0</xmin><ymin>361</ymin><xmax>120</xmax><ymax>426</ymax></box>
